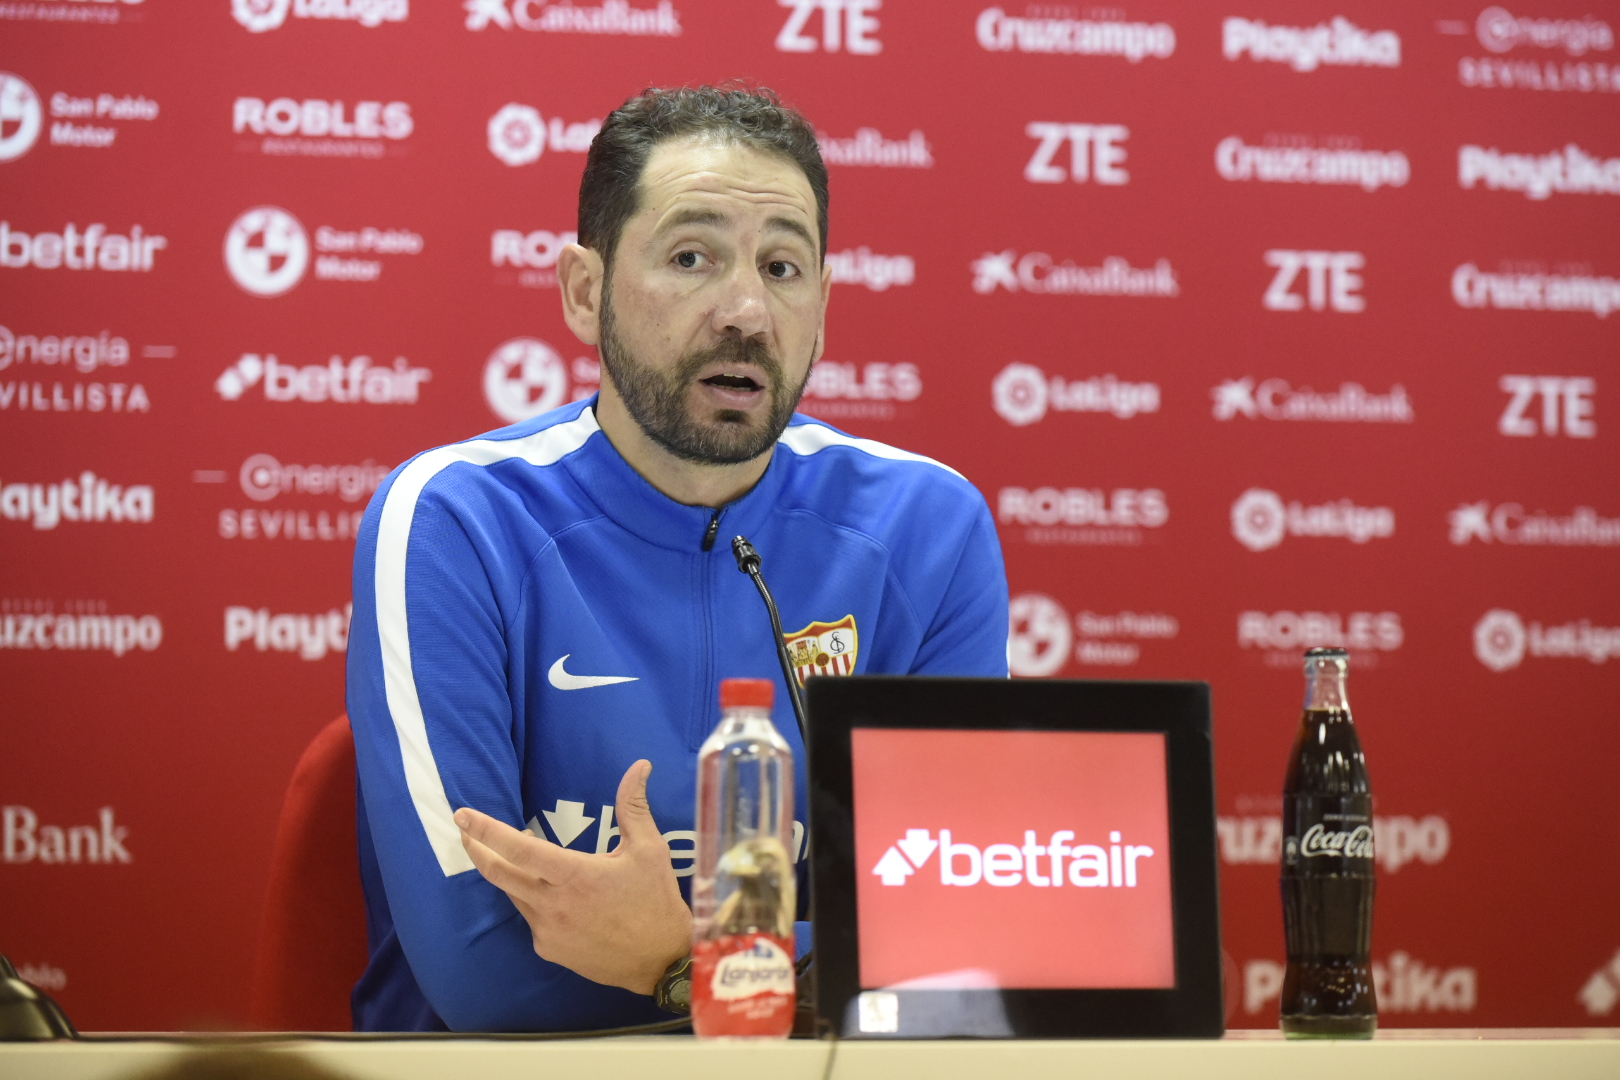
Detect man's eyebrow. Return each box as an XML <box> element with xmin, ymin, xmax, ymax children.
<box><xmin>656</xmin><ymin>207</ymin><xmax>817</xmax><ymax>254</ymax></box>
<box><xmin>764</xmin><ymin>215</ymin><xmax>817</xmax><ymax>253</ymax></box>
<box><xmin>659</xmin><ymin>207</ymin><xmax>729</xmax><ymax>232</ymax></box>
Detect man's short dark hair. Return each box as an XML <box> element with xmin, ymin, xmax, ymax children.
<box><xmin>578</xmin><ymin>85</ymin><xmax>829</xmax><ymax>271</ymax></box>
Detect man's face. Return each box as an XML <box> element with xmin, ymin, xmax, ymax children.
<box><xmin>598</xmin><ymin>136</ymin><xmax>829</xmax><ymax>465</ymax></box>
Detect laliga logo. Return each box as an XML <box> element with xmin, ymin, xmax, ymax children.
<box><xmin>234</xmin><ymin>0</ymin><xmax>407</xmax><ymax>32</ymax></box>
<box><xmin>992</xmin><ymin>362</ymin><xmax>1046</xmax><ymax>426</ymax></box>
<box><xmin>224</xmin><ymin>207</ymin><xmax>309</xmax><ymax>297</ymax></box>
<box><xmin>487</xmin><ymin>104</ymin><xmax>599</xmax><ymax>167</ymax></box>
<box><xmin>871</xmin><ymin>828</ymin><xmax>1155</xmax><ymax>888</ymax></box>
<box><xmin>484</xmin><ymin>337</ymin><xmax>568</xmax><ymax>422</ymax></box>
<box><xmin>1474</xmin><ymin>609</ymin><xmax>1527</xmax><ymax>672</ymax></box>
<box><xmin>233</xmin><ymin>0</ymin><xmax>291</xmax><ymax>31</ymax></box>
<box><xmin>1231</xmin><ymin>488</ymin><xmax>1395</xmax><ymax>551</ymax></box>
<box><xmin>0</xmin><ymin>73</ymin><xmax>42</xmax><ymax>162</ymax></box>
<box><xmin>1231</xmin><ymin>489</ymin><xmax>1286</xmax><ymax>551</ymax></box>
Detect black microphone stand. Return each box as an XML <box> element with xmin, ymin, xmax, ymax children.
<box><xmin>730</xmin><ymin>536</ymin><xmax>809</xmax><ymax>746</ymax></box>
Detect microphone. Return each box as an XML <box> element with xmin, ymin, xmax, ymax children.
<box><xmin>730</xmin><ymin>536</ymin><xmax>810</xmax><ymax>747</ymax></box>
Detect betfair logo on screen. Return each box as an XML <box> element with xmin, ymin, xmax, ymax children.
<box><xmin>871</xmin><ymin>828</ymin><xmax>1155</xmax><ymax>888</ymax></box>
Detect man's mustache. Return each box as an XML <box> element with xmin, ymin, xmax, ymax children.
<box><xmin>675</xmin><ymin>337</ymin><xmax>782</xmax><ymax>386</ymax></box>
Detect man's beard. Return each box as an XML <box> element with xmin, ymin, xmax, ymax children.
<box><xmin>598</xmin><ymin>288</ymin><xmax>811</xmax><ymax>466</ymax></box>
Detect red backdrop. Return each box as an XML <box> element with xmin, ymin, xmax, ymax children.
<box><xmin>2</xmin><ymin>0</ymin><xmax>1618</xmax><ymax>1031</ymax></box>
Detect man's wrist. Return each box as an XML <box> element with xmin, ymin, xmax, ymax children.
<box><xmin>652</xmin><ymin>952</ymin><xmax>693</xmax><ymax>1015</ymax></box>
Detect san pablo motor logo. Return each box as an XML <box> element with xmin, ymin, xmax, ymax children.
<box><xmin>784</xmin><ymin>615</ymin><xmax>857</xmax><ymax>682</ymax></box>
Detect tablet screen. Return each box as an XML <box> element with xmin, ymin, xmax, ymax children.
<box><xmin>852</xmin><ymin>727</ymin><xmax>1175</xmax><ymax>991</ymax></box>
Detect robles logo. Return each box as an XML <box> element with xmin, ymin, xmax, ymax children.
<box><xmin>492</xmin><ymin>228</ymin><xmax>577</xmax><ymax>289</ymax></box>
<box><xmin>234</xmin><ymin>96</ymin><xmax>411</xmax><ymax>159</ymax></box>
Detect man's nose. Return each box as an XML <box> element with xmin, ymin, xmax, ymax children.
<box><xmin>711</xmin><ymin>260</ymin><xmax>772</xmax><ymax>339</ymax></box>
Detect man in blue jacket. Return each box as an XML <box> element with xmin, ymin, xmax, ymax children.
<box><xmin>346</xmin><ymin>85</ymin><xmax>1009</xmax><ymax>1032</ymax></box>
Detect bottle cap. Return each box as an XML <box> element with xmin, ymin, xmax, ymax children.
<box><xmin>720</xmin><ymin>678</ymin><xmax>774</xmax><ymax>709</ymax></box>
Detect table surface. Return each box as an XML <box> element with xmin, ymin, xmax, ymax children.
<box><xmin>4</xmin><ymin>1029</ymin><xmax>1619</xmax><ymax>1080</ymax></box>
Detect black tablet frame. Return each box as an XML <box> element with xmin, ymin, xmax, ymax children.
<box><xmin>806</xmin><ymin>676</ymin><xmax>1224</xmax><ymax>1039</ymax></box>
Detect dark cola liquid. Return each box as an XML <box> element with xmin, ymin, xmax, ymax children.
<box><xmin>1281</xmin><ymin>707</ymin><xmax>1377</xmax><ymax>1037</ymax></box>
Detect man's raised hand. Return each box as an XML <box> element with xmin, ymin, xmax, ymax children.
<box><xmin>453</xmin><ymin>759</ymin><xmax>693</xmax><ymax>996</ymax></box>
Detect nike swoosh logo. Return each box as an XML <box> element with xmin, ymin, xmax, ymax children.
<box><xmin>548</xmin><ymin>654</ymin><xmax>639</xmax><ymax>690</ymax></box>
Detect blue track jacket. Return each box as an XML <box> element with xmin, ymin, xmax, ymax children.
<box><xmin>346</xmin><ymin>398</ymin><xmax>1009</xmax><ymax>1032</ymax></box>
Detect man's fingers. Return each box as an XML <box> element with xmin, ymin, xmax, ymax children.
<box><xmin>612</xmin><ymin>759</ymin><xmax>664</xmax><ymax>851</ymax></box>
<box><xmin>457</xmin><ymin>828</ymin><xmax>528</xmax><ymax>895</ymax></box>
<box><xmin>454</xmin><ymin>807</ymin><xmax>569</xmax><ymax>883</ymax></box>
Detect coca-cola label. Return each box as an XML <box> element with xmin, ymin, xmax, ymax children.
<box><xmin>1283</xmin><ymin>795</ymin><xmax>1375</xmax><ymax>870</ymax></box>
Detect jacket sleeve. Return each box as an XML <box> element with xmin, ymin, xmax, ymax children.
<box><xmin>346</xmin><ymin>461</ymin><xmax>662</xmax><ymax>1032</ymax></box>
<box><xmin>907</xmin><ymin>483</ymin><xmax>1011</xmax><ymax>678</ymax></box>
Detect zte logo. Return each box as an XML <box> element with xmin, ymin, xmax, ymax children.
<box><xmin>1499</xmin><ymin>376</ymin><xmax>1594</xmax><ymax>437</ymax></box>
<box><xmin>1024</xmin><ymin>123</ymin><xmax>1129</xmax><ymax>184</ymax></box>
<box><xmin>775</xmin><ymin>0</ymin><xmax>882</xmax><ymax>54</ymax></box>
<box><xmin>871</xmin><ymin>828</ymin><xmax>1155</xmax><ymax>888</ymax></box>
<box><xmin>1264</xmin><ymin>250</ymin><xmax>1365</xmax><ymax>312</ymax></box>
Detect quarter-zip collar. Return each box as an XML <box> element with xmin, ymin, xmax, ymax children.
<box><xmin>560</xmin><ymin>396</ymin><xmax>791</xmax><ymax>553</ymax></box>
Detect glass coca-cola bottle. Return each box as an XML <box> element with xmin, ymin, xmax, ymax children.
<box><xmin>690</xmin><ymin>678</ymin><xmax>796</xmax><ymax>1038</ymax></box>
<box><xmin>1280</xmin><ymin>647</ymin><xmax>1377</xmax><ymax>1038</ymax></box>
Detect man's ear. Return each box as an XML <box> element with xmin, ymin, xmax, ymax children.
<box><xmin>558</xmin><ymin>243</ymin><xmax>605</xmax><ymax>346</ymax></box>
<box><xmin>811</xmin><ymin>257</ymin><xmax>833</xmax><ymax>365</ymax></box>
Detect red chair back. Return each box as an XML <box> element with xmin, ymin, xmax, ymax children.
<box><xmin>249</xmin><ymin>714</ymin><xmax>368</xmax><ymax>1031</ymax></box>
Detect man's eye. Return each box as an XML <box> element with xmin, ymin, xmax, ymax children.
<box><xmin>766</xmin><ymin>261</ymin><xmax>799</xmax><ymax>280</ymax></box>
<box><xmin>675</xmin><ymin>251</ymin><xmax>703</xmax><ymax>269</ymax></box>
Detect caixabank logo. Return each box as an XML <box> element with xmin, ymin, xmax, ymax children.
<box><xmin>853</xmin><ymin>727</ymin><xmax>1173</xmax><ymax>989</ymax></box>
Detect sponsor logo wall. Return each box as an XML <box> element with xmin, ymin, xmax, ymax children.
<box><xmin>1</xmin><ymin>0</ymin><xmax>1615</xmax><ymax>1035</ymax></box>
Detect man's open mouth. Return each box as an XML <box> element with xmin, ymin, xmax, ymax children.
<box><xmin>701</xmin><ymin>373</ymin><xmax>764</xmax><ymax>392</ymax></box>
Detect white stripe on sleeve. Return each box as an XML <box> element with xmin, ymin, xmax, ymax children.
<box><xmin>373</xmin><ymin>412</ymin><xmax>599</xmax><ymax>876</ymax></box>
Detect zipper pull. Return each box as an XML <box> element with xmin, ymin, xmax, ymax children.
<box><xmin>701</xmin><ymin>508</ymin><xmax>722</xmax><ymax>552</ymax></box>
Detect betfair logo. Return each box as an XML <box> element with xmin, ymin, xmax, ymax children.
<box><xmin>872</xmin><ymin>828</ymin><xmax>1155</xmax><ymax>887</ymax></box>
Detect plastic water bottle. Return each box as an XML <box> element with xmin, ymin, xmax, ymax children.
<box><xmin>691</xmin><ymin>678</ymin><xmax>797</xmax><ymax>1038</ymax></box>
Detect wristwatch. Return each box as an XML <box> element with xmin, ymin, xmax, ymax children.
<box><xmin>653</xmin><ymin>953</ymin><xmax>694</xmax><ymax>1015</ymax></box>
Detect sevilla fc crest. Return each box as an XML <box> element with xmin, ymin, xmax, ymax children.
<box><xmin>785</xmin><ymin>615</ymin><xmax>859</xmax><ymax>683</ymax></box>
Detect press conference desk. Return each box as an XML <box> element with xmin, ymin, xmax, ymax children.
<box><xmin>5</xmin><ymin>1030</ymin><xmax>1619</xmax><ymax>1080</ymax></box>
